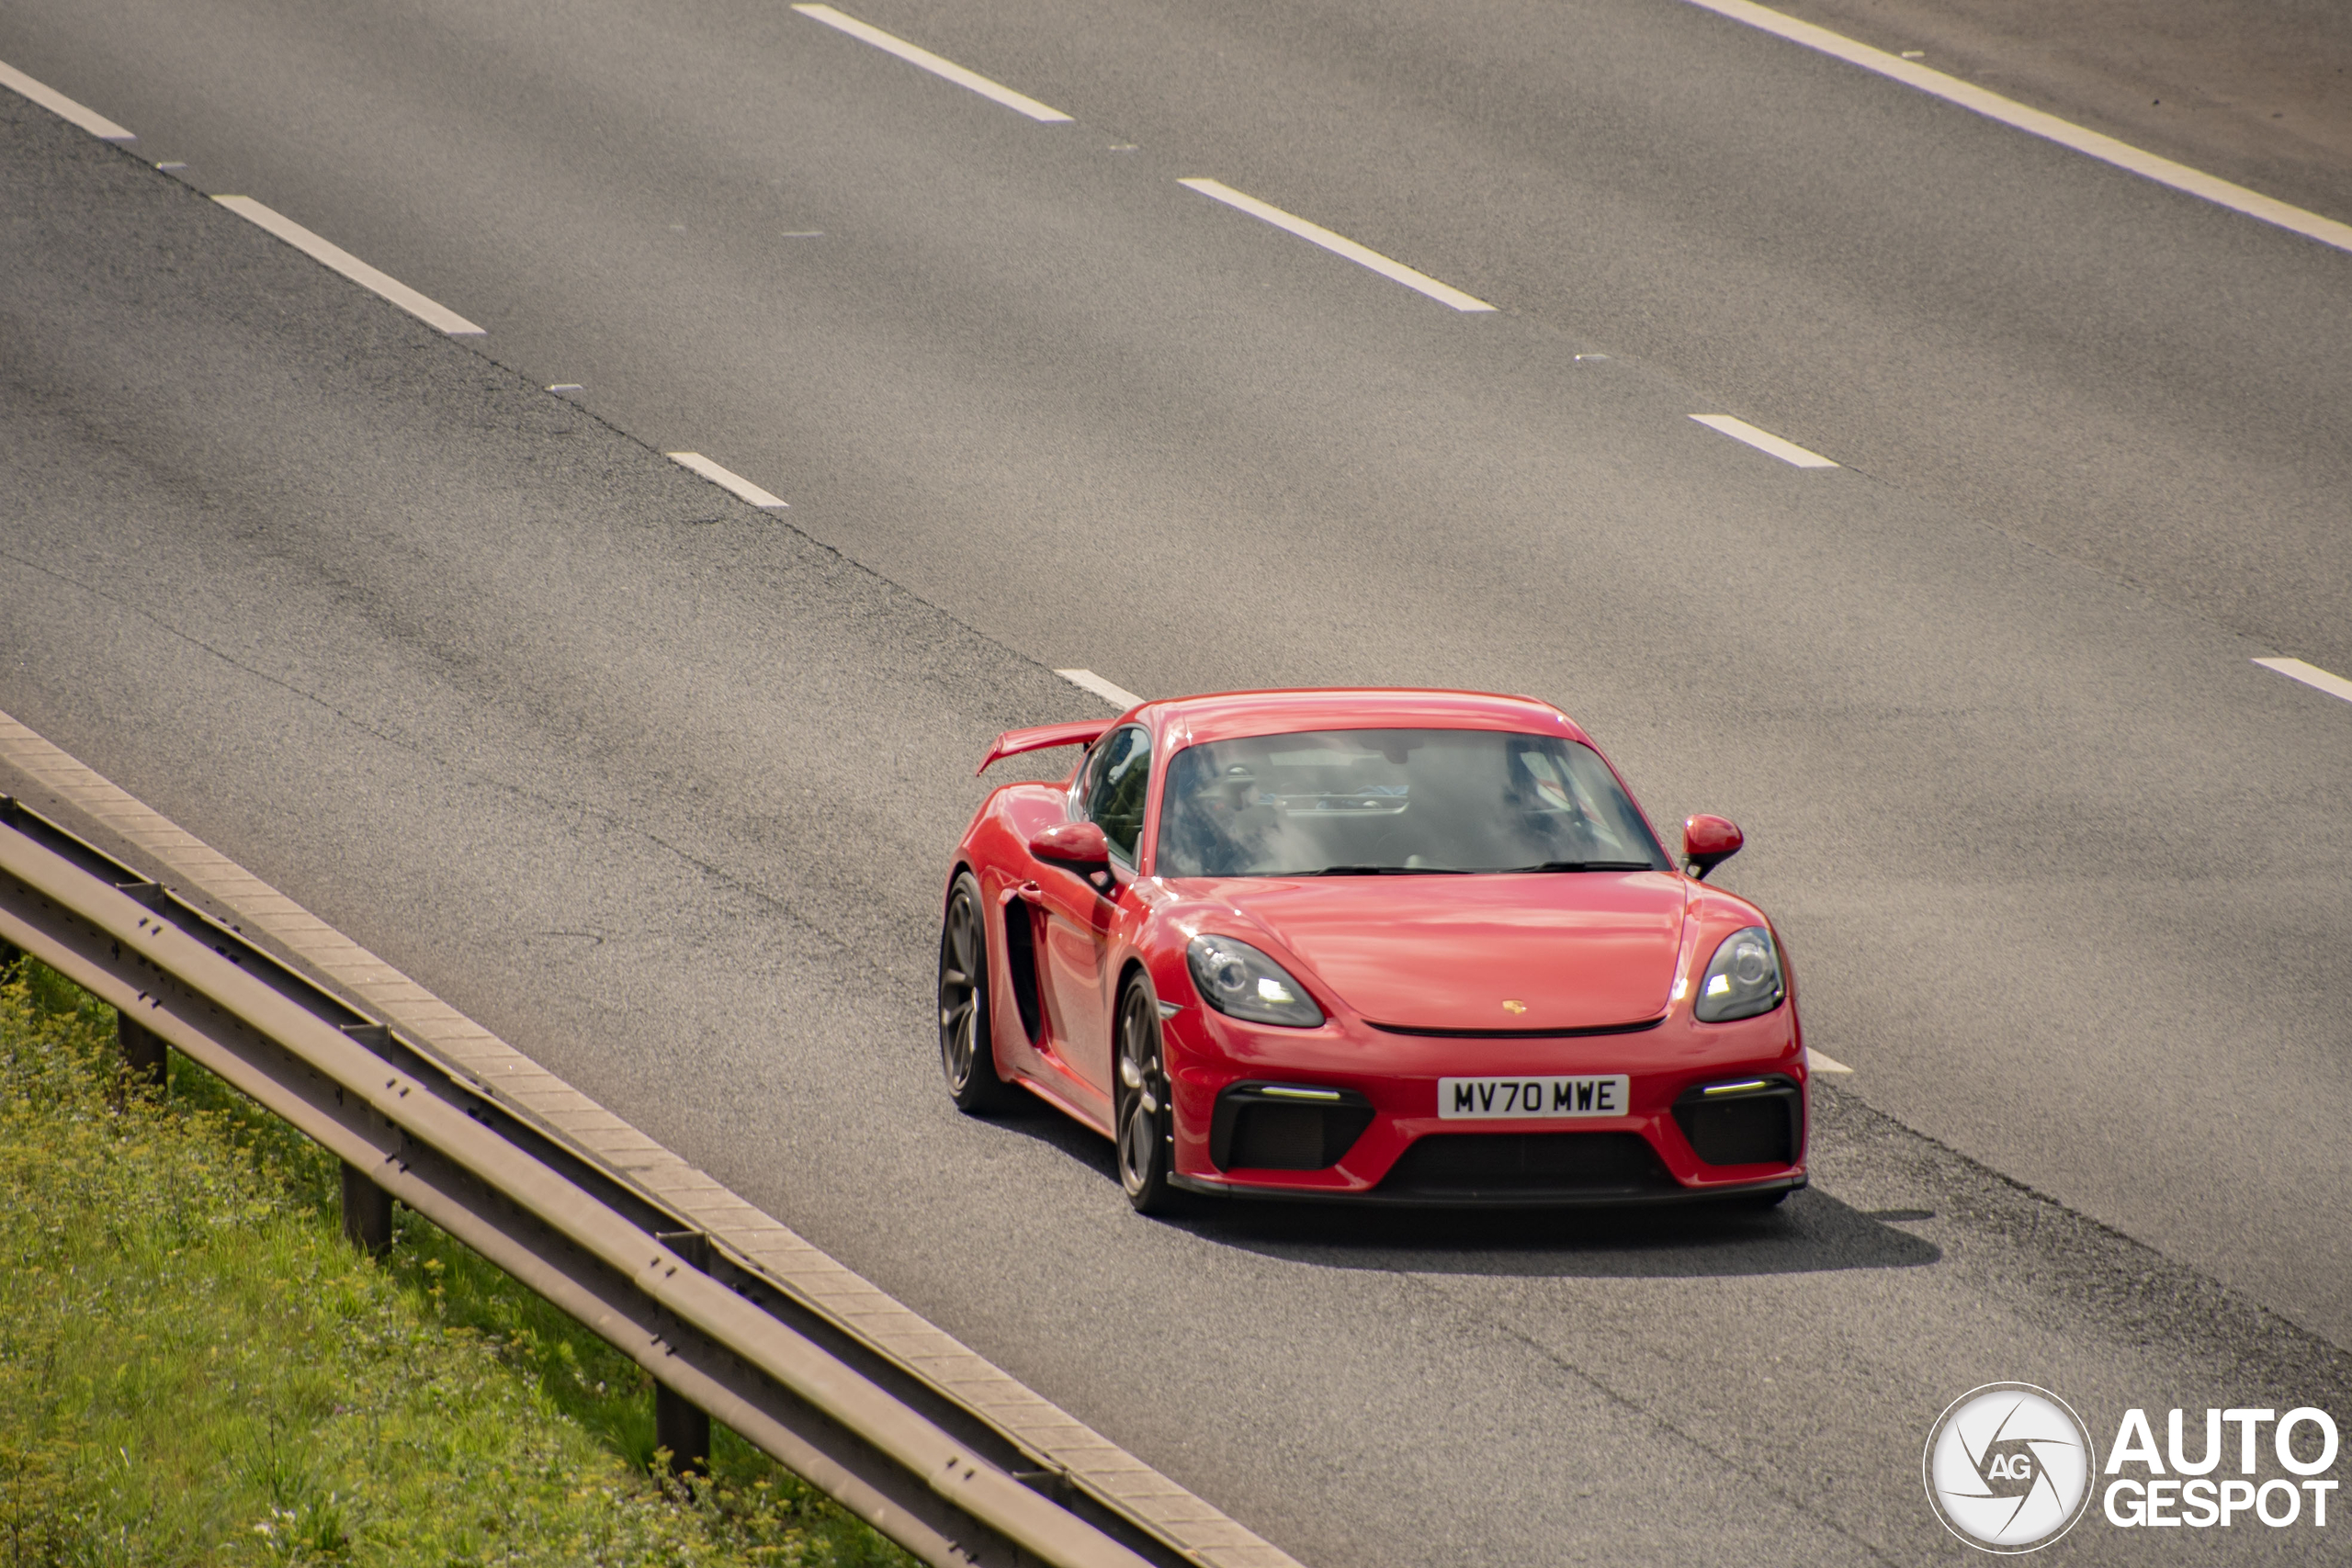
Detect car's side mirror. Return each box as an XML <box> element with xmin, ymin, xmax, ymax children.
<box><xmin>1029</xmin><ymin>821</ymin><xmax>1113</xmax><ymax>880</ymax></box>
<box><xmin>1683</xmin><ymin>815</ymin><xmax>1744</xmax><ymax>880</ymax></box>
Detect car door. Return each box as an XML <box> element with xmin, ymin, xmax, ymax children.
<box><xmin>1035</xmin><ymin>724</ymin><xmax>1148</xmax><ymax>1102</ymax></box>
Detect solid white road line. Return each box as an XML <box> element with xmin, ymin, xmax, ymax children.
<box><xmin>667</xmin><ymin>453</ymin><xmax>788</xmax><ymax>509</ymax></box>
<box><xmin>0</xmin><ymin>58</ymin><xmax>135</xmax><ymax>141</ymax></box>
<box><xmin>1690</xmin><ymin>413</ymin><xmax>1839</xmax><ymax>468</ymax></box>
<box><xmin>210</xmin><ymin>197</ymin><xmax>484</xmax><ymax>335</ymax></box>
<box><xmin>1683</xmin><ymin>0</ymin><xmax>2352</xmax><ymax>258</ymax></box>
<box><xmin>1056</xmin><ymin>669</ymin><xmax>1144</xmax><ymax>710</ymax></box>
<box><xmin>1808</xmin><ymin>1048</ymin><xmax>1854</xmax><ymax>1075</ymax></box>
<box><xmin>1178</xmin><ymin>179</ymin><xmax>1498</xmax><ymax>313</ymax></box>
<box><xmin>792</xmin><ymin>5</ymin><xmax>1072</xmax><ymax>123</ymax></box>
<box><xmin>2255</xmin><ymin>658</ymin><xmax>2352</xmax><ymax>705</ymax></box>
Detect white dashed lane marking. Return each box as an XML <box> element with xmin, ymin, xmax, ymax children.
<box><xmin>212</xmin><ymin>197</ymin><xmax>484</xmax><ymax>335</ymax></box>
<box><xmin>0</xmin><ymin>58</ymin><xmax>134</xmax><ymax>141</ymax></box>
<box><xmin>1056</xmin><ymin>669</ymin><xmax>1144</xmax><ymax>710</ymax></box>
<box><xmin>667</xmin><ymin>452</ymin><xmax>788</xmax><ymax>509</ymax></box>
<box><xmin>1690</xmin><ymin>413</ymin><xmax>1839</xmax><ymax>468</ymax></box>
<box><xmin>1808</xmin><ymin>1049</ymin><xmax>1854</xmax><ymax>1075</ymax></box>
<box><xmin>1178</xmin><ymin>179</ymin><xmax>1497</xmax><ymax>313</ymax></box>
<box><xmin>1684</xmin><ymin>0</ymin><xmax>2352</xmax><ymax>257</ymax></box>
<box><xmin>2255</xmin><ymin>659</ymin><xmax>2352</xmax><ymax>705</ymax></box>
<box><xmin>792</xmin><ymin>6</ymin><xmax>1072</xmax><ymax>123</ymax></box>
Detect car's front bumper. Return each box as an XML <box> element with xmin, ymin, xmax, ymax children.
<box><xmin>1159</xmin><ymin>997</ymin><xmax>1807</xmax><ymax>1203</ymax></box>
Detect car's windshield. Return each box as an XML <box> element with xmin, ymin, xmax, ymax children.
<box><xmin>1155</xmin><ymin>728</ymin><xmax>1671</xmax><ymax>877</ymax></box>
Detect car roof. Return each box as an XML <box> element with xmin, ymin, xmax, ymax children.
<box><xmin>1138</xmin><ymin>687</ymin><xmax>1591</xmax><ymax>750</ymax></box>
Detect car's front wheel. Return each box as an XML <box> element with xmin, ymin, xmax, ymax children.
<box><xmin>1114</xmin><ymin>974</ymin><xmax>1179</xmax><ymax>1215</ymax></box>
<box><xmin>939</xmin><ymin>873</ymin><xmax>1017</xmax><ymax>1114</ymax></box>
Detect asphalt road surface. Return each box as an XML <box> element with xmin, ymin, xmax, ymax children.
<box><xmin>4</xmin><ymin>1</ymin><xmax>2350</xmax><ymax>1562</ymax></box>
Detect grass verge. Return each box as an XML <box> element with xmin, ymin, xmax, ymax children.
<box><xmin>0</xmin><ymin>952</ymin><xmax>916</xmax><ymax>1567</ymax></box>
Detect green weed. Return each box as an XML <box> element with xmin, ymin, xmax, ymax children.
<box><xmin>0</xmin><ymin>954</ymin><xmax>916</xmax><ymax>1567</ymax></box>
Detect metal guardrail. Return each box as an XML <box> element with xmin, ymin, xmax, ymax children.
<box><xmin>0</xmin><ymin>795</ymin><xmax>1159</xmax><ymax>1568</ymax></box>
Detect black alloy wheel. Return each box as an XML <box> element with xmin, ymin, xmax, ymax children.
<box><xmin>939</xmin><ymin>873</ymin><xmax>1016</xmax><ymax>1113</ymax></box>
<box><xmin>1114</xmin><ymin>974</ymin><xmax>1179</xmax><ymax>1214</ymax></box>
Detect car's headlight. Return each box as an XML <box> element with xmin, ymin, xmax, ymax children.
<box><xmin>1694</xmin><ymin>927</ymin><xmax>1783</xmax><ymax>1023</ymax></box>
<box><xmin>1186</xmin><ymin>934</ymin><xmax>1326</xmax><ymax>1028</ymax></box>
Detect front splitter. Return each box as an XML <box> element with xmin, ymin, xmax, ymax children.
<box><xmin>1167</xmin><ymin>1171</ymin><xmax>1807</xmax><ymax>1209</ymax></box>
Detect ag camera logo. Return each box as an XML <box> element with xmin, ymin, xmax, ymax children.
<box><xmin>1924</xmin><ymin>1383</ymin><xmax>2095</xmax><ymax>1552</ymax></box>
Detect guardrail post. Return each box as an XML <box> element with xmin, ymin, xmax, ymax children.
<box><xmin>117</xmin><ymin>1012</ymin><xmax>167</xmax><ymax>1103</ymax></box>
<box><xmin>655</xmin><ymin>1375</ymin><xmax>712</xmax><ymax>1479</ymax></box>
<box><xmin>341</xmin><ymin>1162</ymin><xmax>394</xmax><ymax>1258</ymax></box>
<box><xmin>654</xmin><ymin>1230</ymin><xmax>713</xmax><ymax>1476</ymax></box>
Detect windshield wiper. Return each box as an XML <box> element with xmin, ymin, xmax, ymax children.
<box><xmin>1302</xmin><ymin>863</ymin><xmax>1466</xmax><ymax>875</ymax></box>
<box><xmin>1507</xmin><ymin>860</ymin><xmax>1657</xmax><ymax>873</ymax></box>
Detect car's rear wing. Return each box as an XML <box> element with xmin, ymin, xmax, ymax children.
<box><xmin>975</xmin><ymin>720</ymin><xmax>1111</xmax><ymax>775</ymax></box>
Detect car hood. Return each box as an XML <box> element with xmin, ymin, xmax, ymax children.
<box><xmin>1200</xmin><ymin>872</ymin><xmax>1689</xmax><ymax>1031</ymax></box>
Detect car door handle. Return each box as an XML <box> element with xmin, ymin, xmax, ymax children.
<box><xmin>1012</xmin><ymin>880</ymin><xmax>1043</xmax><ymax>904</ymax></box>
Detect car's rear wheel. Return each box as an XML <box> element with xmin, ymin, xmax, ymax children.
<box><xmin>939</xmin><ymin>873</ymin><xmax>1017</xmax><ymax>1114</ymax></box>
<box><xmin>1114</xmin><ymin>974</ymin><xmax>1179</xmax><ymax>1215</ymax></box>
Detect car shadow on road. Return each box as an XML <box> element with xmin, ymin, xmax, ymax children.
<box><xmin>977</xmin><ymin>1100</ymin><xmax>1939</xmax><ymax>1277</ymax></box>
<box><xmin>1170</xmin><ymin>1189</ymin><xmax>1940</xmax><ymax>1279</ymax></box>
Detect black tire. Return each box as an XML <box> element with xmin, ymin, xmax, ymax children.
<box><xmin>1114</xmin><ymin>973</ymin><xmax>1181</xmax><ymax>1215</ymax></box>
<box><xmin>939</xmin><ymin>873</ymin><xmax>1018</xmax><ymax>1114</ymax></box>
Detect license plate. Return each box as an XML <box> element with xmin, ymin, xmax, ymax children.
<box><xmin>1437</xmin><ymin>1075</ymin><xmax>1630</xmax><ymax>1120</ymax></box>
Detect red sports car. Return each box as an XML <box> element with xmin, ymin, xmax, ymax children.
<box><xmin>937</xmin><ymin>688</ymin><xmax>1805</xmax><ymax>1213</ymax></box>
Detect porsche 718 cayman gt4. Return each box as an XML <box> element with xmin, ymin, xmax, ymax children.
<box><xmin>937</xmin><ymin>687</ymin><xmax>1804</xmax><ymax>1213</ymax></box>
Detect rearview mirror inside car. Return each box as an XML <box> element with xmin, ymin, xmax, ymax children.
<box><xmin>1683</xmin><ymin>814</ymin><xmax>1744</xmax><ymax>880</ymax></box>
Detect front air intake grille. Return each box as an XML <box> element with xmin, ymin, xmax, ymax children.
<box><xmin>1672</xmin><ymin>1078</ymin><xmax>1800</xmax><ymax>1167</ymax></box>
<box><xmin>1377</xmin><ymin>1132</ymin><xmax>1675</xmax><ymax>1200</ymax></box>
<box><xmin>1228</xmin><ymin>1105</ymin><xmax>1328</xmax><ymax>1169</ymax></box>
<box><xmin>1210</xmin><ymin>1084</ymin><xmax>1374</xmax><ymax>1171</ymax></box>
